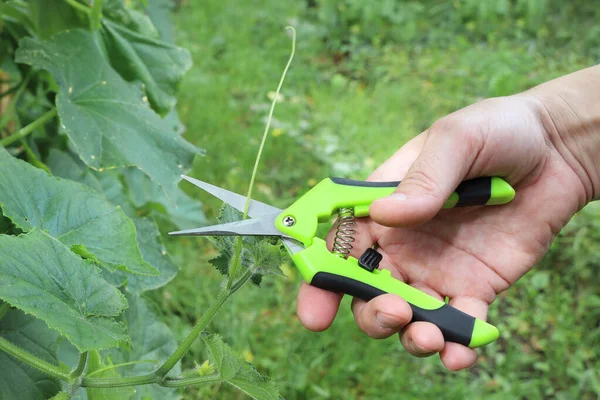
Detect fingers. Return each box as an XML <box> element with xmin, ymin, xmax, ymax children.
<box><xmin>296</xmin><ymin>282</ymin><xmax>342</xmax><ymax>331</ymax></box>
<box><xmin>398</xmin><ymin>283</ymin><xmax>445</xmax><ymax>357</ymax></box>
<box><xmin>370</xmin><ymin>118</ymin><xmax>484</xmax><ymax>227</ymax></box>
<box><xmin>439</xmin><ymin>296</ymin><xmax>489</xmax><ymax>371</ymax></box>
<box><xmin>351</xmin><ymin>294</ymin><xmax>413</xmax><ymax>339</ymax></box>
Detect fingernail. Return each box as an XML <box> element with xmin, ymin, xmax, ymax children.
<box><xmin>376</xmin><ymin>312</ymin><xmax>401</xmax><ymax>330</ymax></box>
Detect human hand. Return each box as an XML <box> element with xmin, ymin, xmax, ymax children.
<box><xmin>296</xmin><ymin>89</ymin><xmax>596</xmax><ymax>370</ymax></box>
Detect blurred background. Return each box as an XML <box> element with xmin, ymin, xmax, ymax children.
<box><xmin>154</xmin><ymin>1</ymin><xmax>600</xmax><ymax>398</ymax></box>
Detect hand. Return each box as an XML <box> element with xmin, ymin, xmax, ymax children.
<box><xmin>295</xmin><ymin>93</ymin><xmax>593</xmax><ymax>370</ymax></box>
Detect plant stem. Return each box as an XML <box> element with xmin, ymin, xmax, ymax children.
<box><xmin>226</xmin><ymin>26</ymin><xmax>296</xmax><ymax>288</ymax></box>
<box><xmin>0</xmin><ymin>336</ymin><xmax>70</xmax><ymax>381</ymax></box>
<box><xmin>69</xmin><ymin>352</ymin><xmax>88</xmax><ymax>380</ymax></box>
<box><xmin>0</xmin><ymin>108</ymin><xmax>57</xmax><ymax>147</ymax></box>
<box><xmin>64</xmin><ymin>0</ymin><xmax>91</xmax><ymax>14</ymax></box>
<box><xmin>162</xmin><ymin>373</ymin><xmax>221</xmax><ymax>388</ymax></box>
<box><xmin>82</xmin><ymin>373</ymin><xmax>158</xmax><ymax>388</ymax></box>
<box><xmin>0</xmin><ymin>302</ymin><xmax>10</xmax><ymax>320</ymax></box>
<box><xmin>154</xmin><ymin>288</ymin><xmax>230</xmax><ymax>377</ymax></box>
<box><xmin>85</xmin><ymin>360</ymin><xmax>157</xmax><ymax>377</ymax></box>
<box><xmin>81</xmin><ymin>268</ymin><xmax>256</xmax><ymax>389</ymax></box>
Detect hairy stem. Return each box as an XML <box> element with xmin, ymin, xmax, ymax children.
<box><xmin>162</xmin><ymin>373</ymin><xmax>221</xmax><ymax>388</ymax></box>
<box><xmin>227</xmin><ymin>26</ymin><xmax>296</xmax><ymax>288</ymax></box>
<box><xmin>82</xmin><ymin>268</ymin><xmax>256</xmax><ymax>388</ymax></box>
<box><xmin>0</xmin><ymin>108</ymin><xmax>57</xmax><ymax>147</ymax></box>
<box><xmin>85</xmin><ymin>360</ymin><xmax>157</xmax><ymax>378</ymax></box>
<box><xmin>64</xmin><ymin>0</ymin><xmax>91</xmax><ymax>14</ymax></box>
<box><xmin>69</xmin><ymin>352</ymin><xmax>88</xmax><ymax>380</ymax></box>
<box><xmin>0</xmin><ymin>336</ymin><xmax>70</xmax><ymax>381</ymax></box>
<box><xmin>154</xmin><ymin>288</ymin><xmax>230</xmax><ymax>377</ymax></box>
<box><xmin>82</xmin><ymin>373</ymin><xmax>158</xmax><ymax>388</ymax></box>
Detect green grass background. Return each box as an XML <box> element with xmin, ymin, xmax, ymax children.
<box><xmin>154</xmin><ymin>1</ymin><xmax>600</xmax><ymax>398</ymax></box>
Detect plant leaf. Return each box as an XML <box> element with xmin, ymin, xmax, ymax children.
<box><xmin>46</xmin><ymin>149</ymin><xmax>136</xmax><ymax>217</ymax></box>
<box><xmin>0</xmin><ymin>147</ymin><xmax>157</xmax><ymax>276</ymax></box>
<box><xmin>100</xmin><ymin>18</ymin><xmax>192</xmax><ymax>114</ymax></box>
<box><xmin>209</xmin><ymin>205</ymin><xmax>285</xmax><ymax>285</ymax></box>
<box><xmin>105</xmin><ymin>294</ymin><xmax>181</xmax><ymax>400</ymax></box>
<box><xmin>86</xmin><ymin>350</ymin><xmax>135</xmax><ymax>400</ymax></box>
<box><xmin>124</xmin><ymin>168</ymin><xmax>206</xmax><ymax>231</ymax></box>
<box><xmin>28</xmin><ymin>0</ymin><xmax>87</xmax><ymax>39</ymax></box>
<box><xmin>145</xmin><ymin>0</ymin><xmax>176</xmax><ymax>42</ymax></box>
<box><xmin>105</xmin><ymin>217</ymin><xmax>179</xmax><ymax>293</ymax></box>
<box><xmin>15</xmin><ymin>29</ymin><xmax>201</xmax><ymax>192</ymax></box>
<box><xmin>0</xmin><ymin>230</ymin><xmax>129</xmax><ymax>351</ymax></box>
<box><xmin>0</xmin><ymin>308</ymin><xmax>62</xmax><ymax>400</ymax></box>
<box><xmin>202</xmin><ymin>334</ymin><xmax>279</xmax><ymax>400</ymax></box>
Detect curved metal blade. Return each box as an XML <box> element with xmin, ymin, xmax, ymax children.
<box><xmin>181</xmin><ymin>175</ymin><xmax>283</xmax><ymax>218</ymax></box>
<box><xmin>169</xmin><ymin>213</ymin><xmax>289</xmax><ymax>238</ymax></box>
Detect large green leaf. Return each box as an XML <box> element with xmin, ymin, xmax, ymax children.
<box><xmin>0</xmin><ymin>230</ymin><xmax>129</xmax><ymax>351</ymax></box>
<box><xmin>100</xmin><ymin>19</ymin><xmax>192</xmax><ymax>114</ymax></box>
<box><xmin>0</xmin><ymin>147</ymin><xmax>157</xmax><ymax>276</ymax></box>
<box><xmin>0</xmin><ymin>308</ymin><xmax>62</xmax><ymax>400</ymax></box>
<box><xmin>106</xmin><ymin>295</ymin><xmax>181</xmax><ymax>400</ymax></box>
<box><xmin>28</xmin><ymin>0</ymin><xmax>87</xmax><ymax>39</ymax></box>
<box><xmin>124</xmin><ymin>168</ymin><xmax>206</xmax><ymax>231</ymax></box>
<box><xmin>202</xmin><ymin>334</ymin><xmax>279</xmax><ymax>400</ymax></box>
<box><xmin>146</xmin><ymin>0</ymin><xmax>176</xmax><ymax>42</ymax></box>
<box><xmin>15</xmin><ymin>29</ymin><xmax>200</xmax><ymax>192</ymax></box>
<box><xmin>46</xmin><ymin>151</ymin><xmax>182</xmax><ymax>293</ymax></box>
<box><xmin>105</xmin><ymin>217</ymin><xmax>179</xmax><ymax>293</ymax></box>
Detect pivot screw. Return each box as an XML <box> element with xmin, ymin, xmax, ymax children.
<box><xmin>283</xmin><ymin>216</ymin><xmax>295</xmax><ymax>227</ymax></box>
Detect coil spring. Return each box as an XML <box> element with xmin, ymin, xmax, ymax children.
<box><xmin>331</xmin><ymin>207</ymin><xmax>356</xmax><ymax>259</ymax></box>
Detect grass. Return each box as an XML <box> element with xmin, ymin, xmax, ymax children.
<box><xmin>153</xmin><ymin>1</ymin><xmax>600</xmax><ymax>398</ymax></box>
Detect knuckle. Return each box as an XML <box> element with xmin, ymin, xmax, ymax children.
<box><xmin>429</xmin><ymin>116</ymin><xmax>485</xmax><ymax>154</ymax></box>
<box><xmin>402</xmin><ymin>167</ymin><xmax>443</xmax><ymax>198</ymax></box>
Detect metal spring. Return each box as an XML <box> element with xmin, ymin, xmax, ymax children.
<box><xmin>331</xmin><ymin>207</ymin><xmax>356</xmax><ymax>259</ymax></box>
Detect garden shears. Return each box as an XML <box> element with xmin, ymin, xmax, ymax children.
<box><xmin>170</xmin><ymin>175</ymin><xmax>515</xmax><ymax>348</ymax></box>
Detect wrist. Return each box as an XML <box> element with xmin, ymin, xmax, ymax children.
<box><xmin>523</xmin><ymin>66</ymin><xmax>600</xmax><ymax>203</ymax></box>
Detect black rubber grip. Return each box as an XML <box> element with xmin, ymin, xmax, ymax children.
<box><xmin>330</xmin><ymin>176</ymin><xmax>493</xmax><ymax>207</ymax></box>
<box><xmin>310</xmin><ymin>272</ymin><xmax>474</xmax><ymax>346</ymax></box>
<box><xmin>454</xmin><ymin>177</ymin><xmax>492</xmax><ymax>206</ymax></box>
<box><xmin>330</xmin><ymin>177</ymin><xmax>399</xmax><ymax>187</ymax></box>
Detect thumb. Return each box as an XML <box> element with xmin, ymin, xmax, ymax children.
<box><xmin>370</xmin><ymin>121</ymin><xmax>483</xmax><ymax>227</ymax></box>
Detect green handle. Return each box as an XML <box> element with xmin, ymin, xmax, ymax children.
<box><xmin>277</xmin><ymin>176</ymin><xmax>515</xmax><ymax>246</ymax></box>
<box><xmin>291</xmin><ymin>239</ymin><xmax>499</xmax><ymax>348</ymax></box>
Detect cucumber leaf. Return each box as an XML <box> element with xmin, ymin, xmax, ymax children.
<box><xmin>100</xmin><ymin>19</ymin><xmax>192</xmax><ymax>115</ymax></box>
<box><xmin>104</xmin><ymin>217</ymin><xmax>179</xmax><ymax>293</ymax></box>
<box><xmin>202</xmin><ymin>333</ymin><xmax>279</xmax><ymax>400</ymax></box>
<box><xmin>28</xmin><ymin>0</ymin><xmax>87</xmax><ymax>39</ymax></box>
<box><xmin>0</xmin><ymin>147</ymin><xmax>157</xmax><ymax>276</ymax></box>
<box><xmin>0</xmin><ymin>308</ymin><xmax>62</xmax><ymax>400</ymax></box>
<box><xmin>0</xmin><ymin>230</ymin><xmax>128</xmax><ymax>351</ymax></box>
<box><xmin>15</xmin><ymin>29</ymin><xmax>200</xmax><ymax>193</ymax></box>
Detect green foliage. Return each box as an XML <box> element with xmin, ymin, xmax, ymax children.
<box><xmin>0</xmin><ymin>308</ymin><xmax>62</xmax><ymax>399</ymax></box>
<box><xmin>209</xmin><ymin>205</ymin><xmax>286</xmax><ymax>286</ymax></box>
<box><xmin>0</xmin><ymin>1</ymin><xmax>279</xmax><ymax>399</ymax></box>
<box><xmin>0</xmin><ymin>230</ymin><xmax>128</xmax><ymax>351</ymax></box>
<box><xmin>0</xmin><ymin>147</ymin><xmax>157</xmax><ymax>276</ymax></box>
<box><xmin>16</xmin><ymin>29</ymin><xmax>198</xmax><ymax>192</ymax></box>
<box><xmin>202</xmin><ymin>333</ymin><xmax>279</xmax><ymax>400</ymax></box>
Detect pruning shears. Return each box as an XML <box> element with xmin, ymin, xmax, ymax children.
<box><xmin>170</xmin><ymin>175</ymin><xmax>515</xmax><ymax>348</ymax></box>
